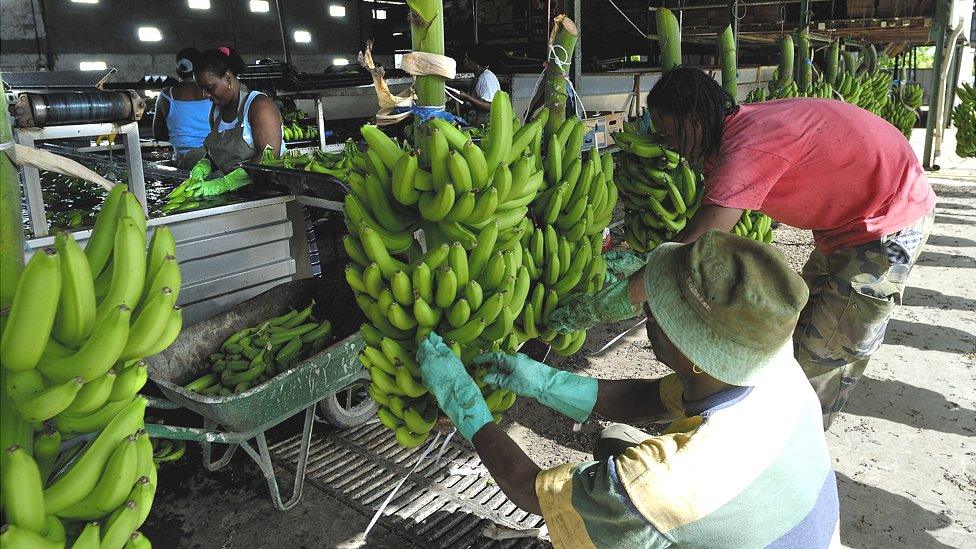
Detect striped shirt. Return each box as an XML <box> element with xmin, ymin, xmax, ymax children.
<box><xmin>535</xmin><ymin>361</ymin><xmax>840</xmax><ymax>548</ymax></box>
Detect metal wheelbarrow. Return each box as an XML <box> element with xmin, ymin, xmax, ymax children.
<box><xmin>143</xmin><ymin>277</ymin><xmax>372</xmax><ymax>510</ymax></box>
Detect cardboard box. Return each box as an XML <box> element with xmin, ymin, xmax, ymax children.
<box><xmin>603</xmin><ymin>112</ymin><xmax>624</xmax><ymax>144</ymax></box>
<box><xmin>582</xmin><ymin>117</ymin><xmax>606</xmax><ymax>151</ymax></box>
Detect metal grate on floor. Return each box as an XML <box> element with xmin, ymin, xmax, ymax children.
<box><xmin>269</xmin><ymin>422</ymin><xmax>550</xmax><ymax>549</ymax></box>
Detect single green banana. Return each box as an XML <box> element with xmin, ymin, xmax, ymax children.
<box><xmin>2</xmin><ymin>445</ymin><xmax>46</xmax><ymax>533</ymax></box>
<box><xmin>1</xmin><ymin>248</ymin><xmax>61</xmax><ymax>371</ymax></box>
<box><xmin>56</xmin><ymin>435</ymin><xmax>139</xmax><ymax>520</ymax></box>
<box><xmin>95</xmin><ymin>217</ymin><xmax>147</xmax><ymax>322</ymax></box>
<box><xmin>107</xmin><ymin>362</ymin><xmax>148</xmax><ymax>402</ymax></box>
<box><xmin>53</xmin><ymin>231</ymin><xmax>97</xmax><ymax>347</ymax></box>
<box><xmin>85</xmin><ymin>184</ymin><xmax>128</xmax><ymax>278</ymax></box>
<box><xmin>39</xmin><ymin>304</ymin><xmax>131</xmax><ymax>383</ymax></box>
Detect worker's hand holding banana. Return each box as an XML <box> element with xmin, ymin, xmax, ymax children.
<box><xmin>196</xmin><ymin>168</ymin><xmax>251</xmax><ymax>196</ymax></box>
<box><xmin>416</xmin><ymin>333</ymin><xmax>492</xmax><ymax>441</ymax></box>
<box><xmin>477</xmin><ymin>352</ymin><xmax>598</xmax><ymax>423</ymax></box>
<box><xmin>548</xmin><ymin>278</ymin><xmax>642</xmax><ymax>334</ymax></box>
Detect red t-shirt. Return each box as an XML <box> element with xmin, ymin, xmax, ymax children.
<box><xmin>702</xmin><ymin>98</ymin><xmax>935</xmax><ymax>254</ymax></box>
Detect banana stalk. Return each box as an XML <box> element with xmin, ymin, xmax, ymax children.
<box><xmin>776</xmin><ymin>34</ymin><xmax>794</xmax><ymax>89</ymax></box>
<box><xmin>543</xmin><ymin>15</ymin><xmax>580</xmax><ymax>140</ymax></box>
<box><xmin>0</xmin><ymin>74</ymin><xmax>24</xmax><ymax>309</ymax></box>
<box><xmin>656</xmin><ymin>8</ymin><xmax>682</xmax><ymax>72</ymax></box>
<box><xmin>826</xmin><ymin>39</ymin><xmax>840</xmax><ymax>85</ymax></box>
<box><xmin>717</xmin><ymin>25</ymin><xmax>737</xmax><ymax>97</ymax></box>
<box><xmin>796</xmin><ymin>27</ymin><xmax>812</xmax><ymax>90</ymax></box>
<box><xmin>409</xmin><ymin>0</ymin><xmax>445</xmax><ymax>149</ymax></box>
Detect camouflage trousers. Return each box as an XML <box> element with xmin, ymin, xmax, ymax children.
<box><xmin>794</xmin><ymin>211</ymin><xmax>934</xmax><ymax>429</ymax></box>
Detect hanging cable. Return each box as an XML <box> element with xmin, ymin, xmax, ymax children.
<box><xmin>607</xmin><ymin>0</ymin><xmax>648</xmax><ymax>38</ymax></box>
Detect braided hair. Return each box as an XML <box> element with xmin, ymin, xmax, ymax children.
<box><xmin>646</xmin><ymin>67</ymin><xmax>737</xmax><ymax>163</ymax></box>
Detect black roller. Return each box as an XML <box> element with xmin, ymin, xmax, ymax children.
<box><xmin>12</xmin><ymin>90</ymin><xmax>145</xmax><ymax>127</ymax></box>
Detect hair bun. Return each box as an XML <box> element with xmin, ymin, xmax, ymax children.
<box><xmin>219</xmin><ymin>46</ymin><xmax>231</xmax><ymax>56</ymax></box>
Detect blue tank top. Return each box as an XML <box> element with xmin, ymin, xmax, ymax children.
<box><xmin>161</xmin><ymin>87</ymin><xmax>211</xmax><ymax>151</ymax></box>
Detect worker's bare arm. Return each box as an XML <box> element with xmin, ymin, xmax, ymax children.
<box><xmin>471</xmin><ymin>423</ymin><xmax>543</xmax><ymax>515</ymax></box>
<box><xmin>457</xmin><ymin>91</ymin><xmax>492</xmax><ymax>112</ymax></box>
<box><xmin>153</xmin><ymin>94</ymin><xmax>170</xmax><ymax>141</ymax></box>
<box><xmin>674</xmin><ymin>204</ymin><xmax>743</xmax><ymax>244</ymax></box>
<box><xmin>593</xmin><ymin>378</ymin><xmax>675</xmax><ymax>423</ymax></box>
<box><xmin>248</xmin><ymin>96</ymin><xmax>284</xmax><ymax>163</ymax></box>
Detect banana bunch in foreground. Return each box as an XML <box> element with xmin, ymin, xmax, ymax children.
<box><xmin>514</xmin><ymin>116</ymin><xmax>617</xmax><ymax>353</ymax></box>
<box><xmin>952</xmin><ymin>83</ymin><xmax>976</xmax><ymax>158</ymax></box>
<box><xmin>182</xmin><ymin>302</ymin><xmax>333</xmax><ymax>396</ymax></box>
<box><xmin>0</xmin><ymin>185</ymin><xmax>182</xmax><ymax>547</ymax></box>
<box><xmin>347</xmin><ymin>91</ymin><xmax>552</xmax><ymax>446</ymax></box>
<box><xmin>0</xmin><ymin>398</ymin><xmax>155</xmax><ymax>549</ymax></box>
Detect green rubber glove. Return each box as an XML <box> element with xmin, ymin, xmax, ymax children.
<box><xmin>548</xmin><ymin>277</ymin><xmax>642</xmax><ymax>334</ymax></box>
<box><xmin>189</xmin><ymin>158</ymin><xmax>212</xmax><ymax>180</ymax></box>
<box><xmin>476</xmin><ymin>352</ymin><xmax>598</xmax><ymax>423</ymax></box>
<box><xmin>603</xmin><ymin>250</ymin><xmax>650</xmax><ymax>280</ymax></box>
<box><xmin>416</xmin><ymin>332</ymin><xmax>493</xmax><ymax>441</ymax></box>
<box><xmin>197</xmin><ymin>168</ymin><xmax>251</xmax><ymax>196</ymax></box>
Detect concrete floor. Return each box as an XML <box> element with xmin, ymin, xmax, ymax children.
<box><xmin>142</xmin><ymin>130</ymin><xmax>975</xmax><ymax>548</ymax></box>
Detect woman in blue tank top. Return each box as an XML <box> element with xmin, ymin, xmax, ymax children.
<box><xmin>153</xmin><ymin>48</ymin><xmax>212</xmax><ymax>168</ymax></box>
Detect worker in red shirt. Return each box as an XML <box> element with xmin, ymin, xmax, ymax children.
<box><xmin>552</xmin><ymin>67</ymin><xmax>936</xmax><ymax>429</ymax></box>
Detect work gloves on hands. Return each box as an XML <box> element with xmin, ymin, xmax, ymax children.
<box><xmin>475</xmin><ymin>352</ymin><xmax>598</xmax><ymax>423</ymax></box>
<box><xmin>548</xmin><ymin>277</ymin><xmax>642</xmax><ymax>334</ymax></box>
<box><xmin>416</xmin><ymin>333</ymin><xmax>493</xmax><ymax>441</ymax></box>
<box><xmin>603</xmin><ymin>249</ymin><xmax>651</xmax><ymax>281</ymax></box>
<box><xmin>195</xmin><ymin>167</ymin><xmax>252</xmax><ymax>196</ymax></box>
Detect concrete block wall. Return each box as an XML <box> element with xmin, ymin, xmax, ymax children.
<box><xmin>1</xmin><ymin>0</ymin><xmax>407</xmax><ymax>81</ymax></box>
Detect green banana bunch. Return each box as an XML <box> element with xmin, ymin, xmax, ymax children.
<box><xmin>183</xmin><ymin>303</ymin><xmax>334</xmax><ymax>396</ymax></box>
<box><xmin>347</xmin><ymin>92</ymin><xmax>621</xmax><ymax>445</ymax></box>
<box><xmin>612</xmin><ymin>116</ymin><xmax>775</xmax><ymax>253</ymax></box>
<box><xmin>952</xmin><ymin>83</ymin><xmax>976</xmax><ymax>158</ymax></box>
<box><xmin>150</xmin><ymin>438</ymin><xmax>187</xmax><ymax>463</ymax></box>
<box><xmin>0</xmin><ymin>187</ymin><xmax>182</xmax><ymax>545</ymax></box>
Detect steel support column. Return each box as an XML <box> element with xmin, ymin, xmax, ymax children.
<box><xmin>572</xmin><ymin>0</ymin><xmax>582</xmax><ymax>92</ymax></box>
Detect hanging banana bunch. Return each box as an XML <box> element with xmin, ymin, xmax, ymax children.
<box><xmin>346</xmin><ymin>90</ymin><xmax>617</xmax><ymax>446</ymax></box>
<box><xmin>1</xmin><ymin>184</ymin><xmax>181</xmax><ymax>548</ymax></box>
<box><xmin>952</xmin><ymin>83</ymin><xmax>976</xmax><ymax>158</ymax></box>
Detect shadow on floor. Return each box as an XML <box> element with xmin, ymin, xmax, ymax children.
<box><xmin>936</xmin><ymin>202</ymin><xmax>975</xmax><ymax>211</ymax></box>
<box><xmin>934</xmin><ymin>215</ymin><xmax>976</xmax><ymax>226</ymax></box>
<box><xmin>842</xmin><ymin>375</ymin><xmax>976</xmax><ymax>437</ymax></box>
<box><xmin>916</xmin><ymin>250</ymin><xmax>976</xmax><ymax>269</ymax></box>
<box><xmin>902</xmin><ymin>286</ymin><xmax>976</xmax><ymax>311</ymax></box>
<box><xmin>883</xmin><ymin>318</ymin><xmax>976</xmax><ymax>356</ymax></box>
<box><xmin>835</xmin><ymin>472</ymin><xmax>956</xmax><ymax>549</ymax></box>
<box><xmin>924</xmin><ymin>233</ymin><xmax>976</xmax><ymax>248</ymax></box>
<box><xmin>932</xmin><ymin>186</ymin><xmax>976</xmax><ymax>200</ymax></box>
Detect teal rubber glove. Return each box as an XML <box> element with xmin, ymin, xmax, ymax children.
<box><xmin>416</xmin><ymin>332</ymin><xmax>493</xmax><ymax>441</ymax></box>
<box><xmin>603</xmin><ymin>250</ymin><xmax>650</xmax><ymax>280</ymax></box>
<box><xmin>548</xmin><ymin>277</ymin><xmax>642</xmax><ymax>334</ymax></box>
<box><xmin>197</xmin><ymin>168</ymin><xmax>251</xmax><ymax>196</ymax></box>
<box><xmin>476</xmin><ymin>352</ymin><xmax>598</xmax><ymax>423</ymax></box>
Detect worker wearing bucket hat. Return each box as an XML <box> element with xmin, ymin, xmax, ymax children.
<box><xmin>417</xmin><ymin>231</ymin><xmax>839</xmax><ymax>548</ymax></box>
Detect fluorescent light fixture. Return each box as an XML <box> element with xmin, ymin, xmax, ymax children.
<box><xmin>329</xmin><ymin>4</ymin><xmax>346</xmax><ymax>17</ymax></box>
<box><xmin>294</xmin><ymin>30</ymin><xmax>312</xmax><ymax>43</ymax></box>
<box><xmin>392</xmin><ymin>32</ymin><xmax>404</xmax><ymax>36</ymax></box>
<box><xmin>333</xmin><ymin>57</ymin><xmax>349</xmax><ymax>66</ymax></box>
<box><xmin>188</xmin><ymin>0</ymin><xmax>210</xmax><ymax>9</ymax></box>
<box><xmin>79</xmin><ymin>61</ymin><xmax>107</xmax><ymax>71</ymax></box>
<box><xmin>71</xmin><ymin>0</ymin><xmax>99</xmax><ymax>3</ymax></box>
<box><xmin>249</xmin><ymin>0</ymin><xmax>269</xmax><ymax>12</ymax></box>
<box><xmin>373</xmin><ymin>9</ymin><xmax>386</xmax><ymax>19</ymax></box>
<box><xmin>137</xmin><ymin>26</ymin><xmax>162</xmax><ymax>42</ymax></box>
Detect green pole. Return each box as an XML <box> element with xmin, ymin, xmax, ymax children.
<box><xmin>923</xmin><ymin>0</ymin><xmax>950</xmax><ymax>169</ymax></box>
<box><xmin>0</xmin><ymin>75</ymin><xmax>25</xmax><ymax>309</ymax></box>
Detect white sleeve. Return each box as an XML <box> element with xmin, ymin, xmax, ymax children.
<box><xmin>474</xmin><ymin>72</ymin><xmax>501</xmax><ymax>102</ymax></box>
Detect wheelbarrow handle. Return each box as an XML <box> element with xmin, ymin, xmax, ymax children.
<box><xmin>145</xmin><ymin>394</ymin><xmax>182</xmax><ymax>410</ymax></box>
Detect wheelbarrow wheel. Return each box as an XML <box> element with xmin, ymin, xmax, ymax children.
<box><xmin>317</xmin><ymin>370</ymin><xmax>376</xmax><ymax>428</ymax></box>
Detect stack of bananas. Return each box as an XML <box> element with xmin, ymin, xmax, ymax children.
<box><xmin>261</xmin><ymin>140</ymin><xmax>366</xmax><ymax>181</ymax></box>
<box><xmin>612</xmin><ymin>121</ymin><xmax>773</xmax><ymax>251</ymax></box>
<box><xmin>1</xmin><ymin>183</ymin><xmax>181</xmax><ymax>548</ymax></box>
<box><xmin>518</xmin><ymin>116</ymin><xmax>618</xmax><ymax>354</ymax></box>
<box><xmin>612</xmin><ymin>123</ymin><xmax>701</xmax><ymax>252</ymax></box>
<box><xmin>952</xmin><ymin>83</ymin><xmax>976</xmax><ymax>158</ymax></box>
<box><xmin>182</xmin><ymin>303</ymin><xmax>333</xmax><ymax>396</ymax></box>
<box><xmin>282</xmin><ymin>122</ymin><xmax>318</xmax><ymax>142</ymax></box>
<box><xmin>1</xmin><ymin>399</ymin><xmax>154</xmax><ymax>549</ymax></box>
<box><xmin>345</xmin><ymin>91</ymin><xmax>615</xmax><ymax>446</ymax></box>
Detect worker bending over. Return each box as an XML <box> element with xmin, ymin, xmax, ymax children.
<box><xmin>557</xmin><ymin>67</ymin><xmax>936</xmax><ymax>428</ymax></box>
<box><xmin>417</xmin><ymin>232</ymin><xmax>840</xmax><ymax>548</ymax></box>
<box><xmin>153</xmin><ymin>47</ymin><xmax>211</xmax><ymax>167</ymax></box>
